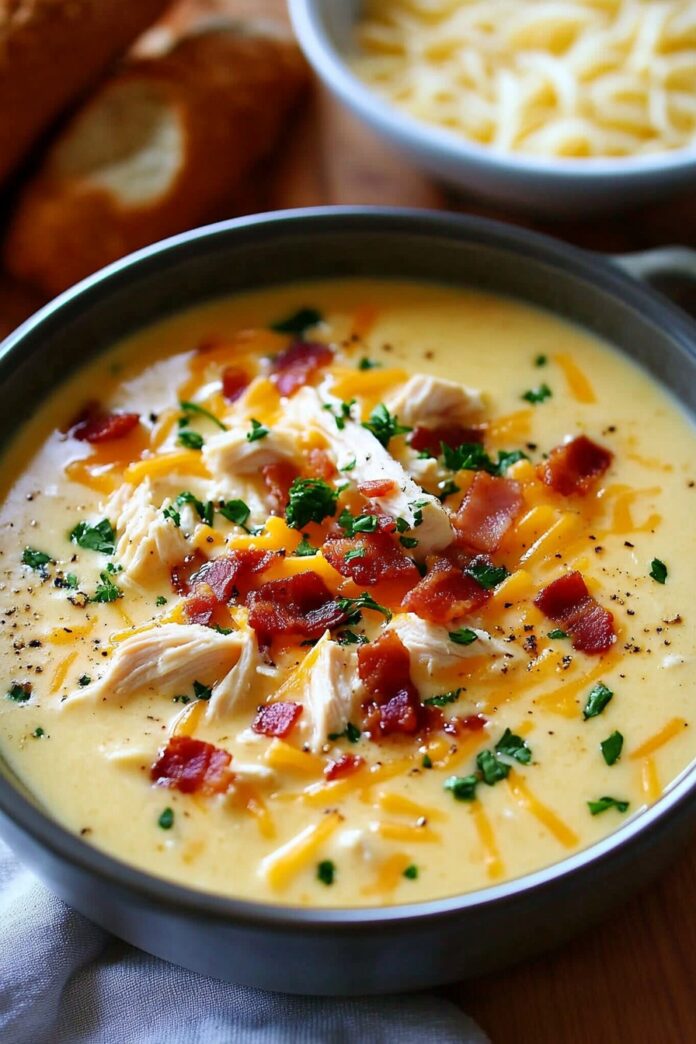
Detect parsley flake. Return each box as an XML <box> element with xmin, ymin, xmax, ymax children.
<box><xmin>399</xmin><ymin>535</ymin><xmax>419</xmax><ymax>549</ymax></box>
<box><xmin>403</xmin><ymin>864</ymin><xmax>419</xmax><ymax>880</ymax></box>
<box><xmin>179</xmin><ymin>400</ymin><xmax>227</xmax><ymax>431</ymax></box>
<box><xmin>336</xmin><ymin>630</ymin><xmax>368</xmax><ymax>647</ymax></box>
<box><xmin>155</xmin><ymin>596</ymin><xmax>167</xmax><ymax>607</ymax></box>
<box><xmin>466</xmin><ymin>559</ymin><xmax>509</xmax><ymax>590</ymax></box>
<box><xmin>323</xmin><ymin>399</ymin><xmax>356</xmax><ymax>430</ymax></box>
<box><xmin>218</xmin><ymin>498</ymin><xmax>251</xmax><ymax>529</ymax></box>
<box><xmin>600</xmin><ymin>730</ymin><xmax>624</xmax><ymax>766</ymax></box>
<box><xmin>177</xmin><ymin>429</ymin><xmax>205</xmax><ymax>450</ymax></box>
<box><xmin>295</xmin><ymin>535</ymin><xmax>319</xmax><ymax>557</ymax></box>
<box><xmin>534</xmin><ymin>354</ymin><xmax>548</xmax><ymax>367</ymax></box>
<box><xmin>448</xmin><ymin>627</ymin><xmax>478</xmax><ymax>646</ymax></box>
<box><xmin>422</xmin><ymin>754</ymin><xmax>433</xmax><ymax>769</ymax></box>
<box><xmin>328</xmin><ymin>721</ymin><xmax>361</xmax><ymax>743</ymax></box>
<box><xmin>317</xmin><ymin>859</ymin><xmax>336</xmax><ymax>885</ymax></box>
<box><xmin>650</xmin><ymin>558</ymin><xmax>667</xmax><ymax>584</ymax></box>
<box><xmin>337</xmin><ymin>592</ymin><xmax>392</xmax><ymax>624</ymax></box>
<box><xmin>358</xmin><ymin>357</ymin><xmax>381</xmax><ymax>370</ymax></box>
<box><xmin>444</xmin><ymin>774</ymin><xmax>479</xmax><ymax>801</ymax></box>
<box><xmin>158</xmin><ymin>807</ymin><xmax>175</xmax><ymax>830</ymax></box>
<box><xmin>362</xmin><ymin>403</ymin><xmax>411</xmax><ymax>447</ymax></box>
<box><xmin>69</xmin><ymin>519</ymin><xmax>116</xmax><ymax>554</ymax></box>
<box><xmin>424</xmin><ymin>688</ymin><xmax>462</xmax><ymax>708</ymax></box>
<box><xmin>22</xmin><ymin>547</ymin><xmax>53</xmax><ymax>572</ymax></box>
<box><xmin>583</xmin><ymin>682</ymin><xmax>613</xmax><ymax>720</ymax></box>
<box><xmin>345</xmin><ymin>547</ymin><xmax>367</xmax><ymax>563</ymax></box>
<box><xmin>162</xmin><ymin>505</ymin><xmax>181</xmax><ymax>527</ymax></box>
<box><xmin>246</xmin><ymin>418</ymin><xmax>269</xmax><ymax>443</ymax></box>
<box><xmin>338</xmin><ymin>509</ymin><xmax>379</xmax><ymax>536</ymax></box>
<box><xmin>193</xmin><ymin>680</ymin><xmax>213</xmax><ymax>701</ymax></box>
<box><xmin>32</xmin><ymin>727</ymin><xmax>45</xmax><ymax>739</ymax></box>
<box><xmin>495</xmin><ymin>728</ymin><xmax>532</xmax><ymax>765</ymax></box>
<box><xmin>477</xmin><ymin>748</ymin><xmax>510</xmax><ymax>785</ymax></box>
<box><xmin>588</xmin><ymin>796</ymin><xmax>629</xmax><ymax>816</ymax></box>
<box><xmin>176</xmin><ymin>491</ymin><xmax>214</xmax><ymax>528</ymax></box>
<box><xmin>286</xmin><ymin>478</ymin><xmax>338</xmax><ymax>529</ymax></box>
<box><xmin>547</xmin><ymin>629</ymin><xmax>569</xmax><ymax>640</ymax></box>
<box><xmin>522</xmin><ymin>383</ymin><xmax>552</xmax><ymax>405</ymax></box>
<box><xmin>78</xmin><ymin>675</ymin><xmax>92</xmax><ymax>687</ymax></box>
<box><xmin>271</xmin><ymin>307</ymin><xmax>323</xmax><ymax>336</ymax></box>
<box><xmin>92</xmin><ymin>570</ymin><xmax>122</xmax><ymax>603</ymax></box>
<box><xmin>6</xmin><ymin>682</ymin><xmax>31</xmax><ymax>703</ymax></box>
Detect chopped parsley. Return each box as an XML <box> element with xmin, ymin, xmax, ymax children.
<box><xmin>409</xmin><ymin>498</ymin><xmax>429</xmax><ymax>528</ymax></box>
<box><xmin>448</xmin><ymin>627</ymin><xmax>478</xmax><ymax>646</ymax></box>
<box><xmin>496</xmin><ymin>449</ymin><xmax>529</xmax><ymax>472</ymax></box>
<box><xmin>600</xmin><ymin>730</ymin><xmax>624</xmax><ymax>766</ymax></box>
<box><xmin>177</xmin><ymin>429</ymin><xmax>205</xmax><ymax>450</ymax></box>
<box><xmin>162</xmin><ymin>505</ymin><xmax>181</xmax><ymax>527</ymax></box>
<box><xmin>246</xmin><ymin>418</ymin><xmax>269</xmax><ymax>443</ymax></box>
<box><xmin>193</xmin><ymin>680</ymin><xmax>213</xmax><ymax>701</ymax></box>
<box><xmin>78</xmin><ymin>675</ymin><xmax>92</xmax><ymax>687</ymax></box>
<box><xmin>424</xmin><ymin>688</ymin><xmax>462</xmax><ymax>708</ymax></box>
<box><xmin>336</xmin><ymin>630</ymin><xmax>368</xmax><ymax>647</ymax></box>
<box><xmin>316</xmin><ymin>859</ymin><xmax>335</xmax><ymax>885</ymax></box>
<box><xmin>6</xmin><ymin>683</ymin><xmax>31</xmax><ymax>703</ymax></box>
<box><xmin>271</xmin><ymin>307</ymin><xmax>323</xmax><ymax>335</ymax></box>
<box><xmin>179</xmin><ymin>400</ymin><xmax>227</xmax><ymax>431</ymax></box>
<box><xmin>522</xmin><ymin>383</ymin><xmax>552</xmax><ymax>405</ymax></box>
<box><xmin>466</xmin><ymin>559</ymin><xmax>509</xmax><ymax>590</ymax></box>
<box><xmin>336</xmin><ymin>592</ymin><xmax>392</xmax><ymax>624</ymax></box>
<box><xmin>583</xmin><ymin>682</ymin><xmax>613</xmax><ymax>720</ymax></box>
<box><xmin>328</xmin><ymin>721</ymin><xmax>361</xmax><ymax>743</ymax></box>
<box><xmin>650</xmin><ymin>558</ymin><xmax>667</xmax><ymax>584</ymax></box>
<box><xmin>444</xmin><ymin>774</ymin><xmax>479</xmax><ymax>801</ymax></box>
<box><xmin>285</xmin><ymin>478</ymin><xmax>338</xmax><ymax>529</ymax></box>
<box><xmin>92</xmin><ymin>570</ymin><xmax>122</xmax><ymax>603</ymax></box>
<box><xmin>345</xmin><ymin>547</ymin><xmax>366</xmax><ymax>563</ymax></box>
<box><xmin>340</xmin><ymin>458</ymin><xmax>356</xmax><ymax>472</ymax></box>
<box><xmin>338</xmin><ymin>509</ymin><xmax>379</xmax><ymax>536</ymax></box>
<box><xmin>295</xmin><ymin>535</ymin><xmax>319</xmax><ymax>557</ymax></box>
<box><xmin>440</xmin><ymin>443</ymin><xmax>528</xmax><ymax>476</ymax></box>
<box><xmin>218</xmin><ymin>498</ymin><xmax>251</xmax><ymax>529</ymax></box>
<box><xmin>173</xmin><ymin>694</ymin><xmax>191</xmax><ymax>704</ymax></box>
<box><xmin>362</xmin><ymin>403</ymin><xmax>411</xmax><ymax>447</ymax></box>
<box><xmin>403</xmin><ymin>864</ymin><xmax>419</xmax><ymax>880</ymax></box>
<box><xmin>399</xmin><ymin>535</ymin><xmax>419</xmax><ymax>549</ymax></box>
<box><xmin>176</xmin><ymin>491</ymin><xmax>214</xmax><ymax>528</ymax></box>
<box><xmin>477</xmin><ymin>748</ymin><xmax>510</xmax><ymax>785</ymax></box>
<box><xmin>69</xmin><ymin>518</ymin><xmax>116</xmax><ymax>554</ymax></box>
<box><xmin>158</xmin><ymin>807</ymin><xmax>175</xmax><ymax>830</ymax></box>
<box><xmin>358</xmin><ymin>357</ymin><xmax>380</xmax><ymax>370</ymax></box>
<box><xmin>587</xmin><ymin>796</ymin><xmax>629</xmax><ymax>816</ymax></box>
<box><xmin>437</xmin><ymin>479</ymin><xmax>460</xmax><ymax>501</ymax></box>
<box><xmin>64</xmin><ymin>574</ymin><xmax>79</xmax><ymax>589</ymax></box>
<box><xmin>22</xmin><ymin>547</ymin><xmax>53</xmax><ymax>572</ymax></box>
<box><xmin>495</xmin><ymin>728</ymin><xmax>532</xmax><ymax>765</ymax></box>
<box><xmin>155</xmin><ymin>596</ymin><xmax>167</xmax><ymax>607</ymax></box>
<box><xmin>422</xmin><ymin>754</ymin><xmax>433</xmax><ymax>769</ymax></box>
<box><xmin>534</xmin><ymin>354</ymin><xmax>548</xmax><ymax>367</ymax></box>
<box><xmin>323</xmin><ymin>399</ymin><xmax>356</xmax><ymax>430</ymax></box>
<box><xmin>31</xmin><ymin>727</ymin><xmax>45</xmax><ymax>739</ymax></box>
<box><xmin>547</xmin><ymin>629</ymin><xmax>569</xmax><ymax>640</ymax></box>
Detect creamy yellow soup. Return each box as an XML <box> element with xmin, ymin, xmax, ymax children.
<box><xmin>0</xmin><ymin>279</ymin><xmax>694</xmax><ymax>908</ymax></box>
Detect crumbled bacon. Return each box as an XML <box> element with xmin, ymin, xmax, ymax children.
<box><xmin>409</xmin><ymin>424</ymin><xmax>485</xmax><ymax>456</ymax></box>
<box><xmin>189</xmin><ymin>549</ymin><xmax>274</xmax><ymax>603</ymax></box>
<box><xmin>221</xmin><ymin>366</ymin><xmax>250</xmax><ymax>403</ymax></box>
<box><xmin>69</xmin><ymin>403</ymin><xmax>140</xmax><ymax>443</ymax></box>
<box><xmin>357</xmin><ymin>478</ymin><xmax>398</xmax><ymax>498</ymax></box>
<box><xmin>453</xmin><ymin>471</ymin><xmax>523</xmax><ymax>553</ymax></box>
<box><xmin>150</xmin><ymin>736</ymin><xmax>233</xmax><ymax>795</ymax></box>
<box><xmin>401</xmin><ymin>557</ymin><xmax>489</xmax><ymax>624</ymax></box>
<box><xmin>246</xmin><ymin>571</ymin><xmax>346</xmax><ymax>643</ymax></box>
<box><xmin>540</xmin><ymin>435</ymin><xmax>613</xmax><ymax>496</ymax></box>
<box><xmin>443</xmin><ymin>713</ymin><xmax>488</xmax><ymax>736</ymax></box>
<box><xmin>252</xmin><ymin>701</ymin><xmax>303</xmax><ymax>738</ymax></box>
<box><xmin>535</xmin><ymin>571</ymin><xmax>616</xmax><ymax>654</ymax></box>
<box><xmin>170</xmin><ymin>550</ymin><xmax>207</xmax><ymax>596</ymax></box>
<box><xmin>183</xmin><ymin>583</ymin><xmax>218</xmax><ymax>626</ymax></box>
<box><xmin>306</xmin><ymin>447</ymin><xmax>337</xmax><ymax>481</ymax></box>
<box><xmin>358</xmin><ymin>630</ymin><xmax>422</xmax><ymax>737</ymax></box>
<box><xmin>323</xmin><ymin>531</ymin><xmax>420</xmax><ymax>588</ymax></box>
<box><xmin>271</xmin><ymin>341</ymin><xmax>334</xmax><ymax>397</ymax></box>
<box><xmin>324</xmin><ymin>753</ymin><xmax>365</xmax><ymax>781</ymax></box>
<box><xmin>262</xmin><ymin>461</ymin><xmax>299</xmax><ymax>514</ymax></box>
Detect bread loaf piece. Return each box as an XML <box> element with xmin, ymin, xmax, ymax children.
<box><xmin>0</xmin><ymin>0</ymin><xmax>171</xmax><ymax>185</ymax></box>
<box><xmin>3</xmin><ymin>21</ymin><xmax>309</xmax><ymax>296</ymax></box>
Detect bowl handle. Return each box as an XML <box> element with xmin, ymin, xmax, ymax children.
<box><xmin>611</xmin><ymin>247</ymin><xmax>696</xmax><ymax>319</ymax></box>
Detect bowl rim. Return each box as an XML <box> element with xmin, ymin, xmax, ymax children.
<box><xmin>288</xmin><ymin>0</ymin><xmax>696</xmax><ymax>180</ymax></box>
<box><xmin>2</xmin><ymin>204</ymin><xmax>696</xmax><ymax>930</ymax></box>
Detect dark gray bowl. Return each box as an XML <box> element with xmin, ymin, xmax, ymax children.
<box><xmin>1</xmin><ymin>208</ymin><xmax>695</xmax><ymax>995</ymax></box>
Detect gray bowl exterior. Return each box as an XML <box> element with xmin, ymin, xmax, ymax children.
<box><xmin>289</xmin><ymin>0</ymin><xmax>696</xmax><ymax>217</ymax></box>
<box><xmin>1</xmin><ymin>208</ymin><xmax>696</xmax><ymax>995</ymax></box>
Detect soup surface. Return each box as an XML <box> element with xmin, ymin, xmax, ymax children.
<box><xmin>0</xmin><ymin>279</ymin><xmax>694</xmax><ymax>908</ymax></box>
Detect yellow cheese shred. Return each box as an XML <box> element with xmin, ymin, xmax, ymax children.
<box><xmin>264</xmin><ymin>739</ymin><xmax>325</xmax><ymax>777</ymax></box>
<box><xmin>506</xmin><ymin>770</ymin><xmax>579</xmax><ymax>848</ymax></box>
<box><xmin>640</xmin><ymin>756</ymin><xmax>661</xmax><ymax>804</ymax></box>
<box><xmin>361</xmin><ymin>853</ymin><xmax>412</xmax><ymax>897</ymax></box>
<box><xmin>471</xmin><ymin>802</ymin><xmax>504</xmax><ymax>881</ymax></box>
<box><xmin>49</xmin><ymin>651</ymin><xmax>78</xmax><ymax>695</ymax></box>
<box><xmin>124</xmin><ymin>451</ymin><xmax>210</xmax><ymax>484</ymax></box>
<box><xmin>375</xmin><ymin>821</ymin><xmax>441</xmax><ymax>843</ymax></box>
<box><xmin>630</xmin><ymin>718</ymin><xmax>687</xmax><ymax>760</ymax></box>
<box><xmin>554</xmin><ymin>353</ymin><xmax>596</xmax><ymax>404</ymax></box>
<box><xmin>375</xmin><ymin>791</ymin><xmax>445</xmax><ymax>822</ymax></box>
<box><xmin>260</xmin><ymin>811</ymin><xmax>343</xmax><ymax>890</ymax></box>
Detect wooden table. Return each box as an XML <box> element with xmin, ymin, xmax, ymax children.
<box><xmin>1</xmin><ymin>3</ymin><xmax>695</xmax><ymax>1039</ymax></box>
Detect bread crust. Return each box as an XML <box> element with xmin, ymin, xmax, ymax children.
<box><xmin>3</xmin><ymin>23</ymin><xmax>310</xmax><ymax>296</ymax></box>
<box><xmin>0</xmin><ymin>0</ymin><xmax>171</xmax><ymax>185</ymax></box>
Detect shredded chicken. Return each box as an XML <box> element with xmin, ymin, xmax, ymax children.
<box><xmin>202</xmin><ymin>425</ymin><xmax>297</xmax><ymax>477</ymax></box>
<box><xmin>106</xmin><ymin>480</ymin><xmax>189</xmax><ymax>583</ymax></box>
<box><xmin>69</xmin><ymin>623</ymin><xmax>252</xmax><ymax>705</ymax></box>
<box><xmin>282</xmin><ymin>631</ymin><xmax>361</xmax><ymax>753</ymax></box>
<box><xmin>385</xmin><ymin>374</ymin><xmax>484</xmax><ymax>427</ymax></box>
<box><xmin>206</xmin><ymin>615</ymin><xmax>260</xmax><ymax>720</ymax></box>
<box><xmin>389</xmin><ymin>612</ymin><xmax>519</xmax><ymax>674</ymax></box>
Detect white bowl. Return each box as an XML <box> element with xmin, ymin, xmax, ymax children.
<box><xmin>288</xmin><ymin>0</ymin><xmax>696</xmax><ymax>217</ymax></box>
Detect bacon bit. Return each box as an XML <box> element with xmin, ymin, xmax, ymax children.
<box><xmin>535</xmin><ymin>571</ymin><xmax>616</xmax><ymax>654</ymax></box>
<box><xmin>358</xmin><ymin>630</ymin><xmax>423</xmax><ymax>737</ymax></box>
<box><xmin>325</xmin><ymin>753</ymin><xmax>365</xmax><ymax>781</ymax></box>
<box><xmin>69</xmin><ymin>403</ymin><xmax>141</xmax><ymax>443</ymax></box>
<box><xmin>190</xmin><ymin>549</ymin><xmax>274</xmax><ymax>603</ymax></box>
<box><xmin>252</xmin><ymin>701</ymin><xmax>303</xmax><ymax>738</ymax></box>
<box><xmin>271</xmin><ymin>341</ymin><xmax>334</xmax><ymax>397</ymax></box>
<box><xmin>150</xmin><ymin>736</ymin><xmax>233</xmax><ymax>795</ymax></box>
<box><xmin>170</xmin><ymin>550</ymin><xmax>208</xmax><ymax>596</ymax></box>
<box><xmin>456</xmin><ymin>713</ymin><xmax>488</xmax><ymax>732</ymax></box>
<box><xmin>221</xmin><ymin>366</ymin><xmax>250</xmax><ymax>403</ymax></box>
<box><xmin>184</xmin><ymin>583</ymin><xmax>218</xmax><ymax>626</ymax></box>
<box><xmin>246</xmin><ymin>571</ymin><xmax>346</xmax><ymax>643</ymax></box>
<box><xmin>453</xmin><ymin>471</ymin><xmax>523</xmax><ymax>553</ymax></box>
<box><xmin>410</xmin><ymin>424</ymin><xmax>485</xmax><ymax>456</ymax></box>
<box><xmin>323</xmin><ymin>531</ymin><xmax>420</xmax><ymax>588</ymax></box>
<box><xmin>541</xmin><ymin>435</ymin><xmax>613</xmax><ymax>496</ymax></box>
<box><xmin>306</xmin><ymin>447</ymin><xmax>337</xmax><ymax>481</ymax></box>
<box><xmin>401</xmin><ymin>557</ymin><xmax>489</xmax><ymax>624</ymax></box>
<box><xmin>262</xmin><ymin>461</ymin><xmax>299</xmax><ymax>514</ymax></box>
<box><xmin>358</xmin><ymin>478</ymin><xmax>398</xmax><ymax>497</ymax></box>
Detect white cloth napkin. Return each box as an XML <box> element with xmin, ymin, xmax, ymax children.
<box><xmin>0</xmin><ymin>840</ymin><xmax>486</xmax><ymax>1044</ymax></box>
